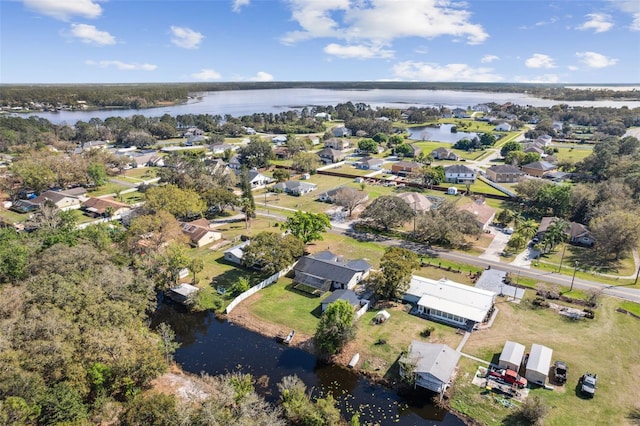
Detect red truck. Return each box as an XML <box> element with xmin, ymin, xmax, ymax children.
<box><xmin>489</xmin><ymin>368</ymin><xmax>528</xmax><ymax>389</ymax></box>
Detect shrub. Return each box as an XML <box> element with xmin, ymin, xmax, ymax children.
<box><xmin>518</xmin><ymin>396</ymin><xmax>548</xmax><ymax>425</ymax></box>
<box><xmin>420</xmin><ymin>326</ymin><xmax>435</xmax><ymax>338</ymax></box>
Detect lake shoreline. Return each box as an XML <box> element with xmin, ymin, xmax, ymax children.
<box><xmin>222</xmin><ymin>294</ymin><xmax>478</xmax><ymax>425</ymax></box>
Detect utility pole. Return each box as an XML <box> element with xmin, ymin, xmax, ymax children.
<box><xmin>558</xmin><ymin>244</ymin><xmax>566</xmax><ymax>273</ymax></box>
<box><xmin>570</xmin><ymin>262</ymin><xmax>578</xmax><ymax>292</ymax></box>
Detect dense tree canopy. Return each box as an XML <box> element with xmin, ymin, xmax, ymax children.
<box><xmin>367</xmin><ymin>247</ymin><xmax>419</xmax><ymax>300</ymax></box>
<box><xmin>359</xmin><ymin>195</ymin><xmax>414</xmax><ymax>231</ymax></box>
<box><xmin>241</xmin><ymin>232</ymin><xmax>305</xmax><ymax>274</ymax></box>
<box><xmin>282</xmin><ymin>211</ymin><xmax>331</xmax><ymax>244</ymax></box>
<box><xmin>314</xmin><ymin>299</ymin><xmax>356</xmax><ymax>356</ymax></box>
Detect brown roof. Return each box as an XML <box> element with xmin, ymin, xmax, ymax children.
<box><xmin>83</xmin><ymin>197</ymin><xmax>130</xmax><ymax>214</ymax></box>
<box><xmin>459</xmin><ymin>200</ymin><xmax>496</xmax><ymax>227</ymax></box>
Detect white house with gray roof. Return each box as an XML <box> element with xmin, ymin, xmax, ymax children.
<box><xmin>444</xmin><ymin>165</ymin><xmax>477</xmax><ymax>184</ymax></box>
<box><xmin>273</xmin><ymin>180</ymin><xmax>317</xmax><ymax>196</ymax></box>
<box><xmin>401</xmin><ymin>341</ymin><xmax>460</xmax><ymax>393</ymax></box>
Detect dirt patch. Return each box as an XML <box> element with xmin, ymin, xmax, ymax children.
<box><xmin>151</xmin><ymin>365</ymin><xmax>208</xmax><ymax>402</ymax></box>
<box><xmin>225</xmin><ymin>290</ymin><xmax>316</xmax><ymax>353</ymax></box>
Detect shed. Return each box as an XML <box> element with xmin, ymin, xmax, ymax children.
<box><xmin>447</xmin><ymin>187</ymin><xmax>458</xmax><ymax>195</ymax></box>
<box><xmin>168</xmin><ymin>283</ymin><xmax>199</xmax><ymax>305</ymax></box>
<box><xmin>525</xmin><ymin>344</ymin><xmax>553</xmax><ymax>385</ymax></box>
<box><xmin>499</xmin><ymin>341</ymin><xmax>525</xmax><ymax>372</ymax></box>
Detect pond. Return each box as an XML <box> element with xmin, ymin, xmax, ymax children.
<box><xmin>407</xmin><ymin>124</ymin><xmax>478</xmax><ymax>144</ymax></box>
<box><xmin>151</xmin><ymin>300</ymin><xmax>465</xmax><ymax>425</ymax></box>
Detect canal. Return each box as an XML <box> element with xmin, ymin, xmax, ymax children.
<box><xmin>152</xmin><ymin>301</ymin><xmax>465</xmax><ymax>425</ymax></box>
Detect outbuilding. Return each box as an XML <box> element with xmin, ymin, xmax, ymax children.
<box><xmin>499</xmin><ymin>341</ymin><xmax>525</xmax><ymax>372</ymax></box>
<box><xmin>400</xmin><ymin>341</ymin><xmax>460</xmax><ymax>393</ymax></box>
<box><xmin>525</xmin><ymin>344</ymin><xmax>553</xmax><ymax>385</ymax></box>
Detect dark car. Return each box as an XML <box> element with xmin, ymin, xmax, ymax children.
<box><xmin>580</xmin><ymin>372</ymin><xmax>597</xmax><ymax>398</ymax></box>
<box><xmin>554</xmin><ymin>361</ymin><xmax>568</xmax><ymax>384</ymax></box>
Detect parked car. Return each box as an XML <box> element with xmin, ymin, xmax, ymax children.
<box><xmin>580</xmin><ymin>372</ymin><xmax>597</xmax><ymax>398</ymax></box>
<box><xmin>553</xmin><ymin>361</ymin><xmax>568</xmax><ymax>384</ymax></box>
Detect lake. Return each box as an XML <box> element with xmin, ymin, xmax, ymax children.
<box><xmin>151</xmin><ymin>300</ymin><xmax>465</xmax><ymax>425</ymax></box>
<box><xmin>408</xmin><ymin>124</ymin><xmax>478</xmax><ymax>143</ymax></box>
<box><xmin>19</xmin><ymin>88</ymin><xmax>640</xmax><ymax>124</ymax></box>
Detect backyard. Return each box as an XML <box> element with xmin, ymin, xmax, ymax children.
<box><xmin>453</xmin><ymin>295</ymin><xmax>640</xmax><ymax>425</ymax></box>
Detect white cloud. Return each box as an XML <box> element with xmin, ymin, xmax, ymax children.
<box><xmin>515</xmin><ymin>74</ymin><xmax>560</xmax><ymax>83</ymax></box>
<box><xmin>576</xmin><ymin>51</ymin><xmax>618</xmax><ymax>68</ymax></box>
<box><xmin>568</xmin><ymin>65</ymin><xmax>579</xmax><ymax>71</ymax></box>
<box><xmin>170</xmin><ymin>26</ymin><xmax>204</xmax><ymax>49</ymax></box>
<box><xmin>392</xmin><ymin>61</ymin><xmax>503</xmax><ymax>82</ymax></box>
<box><xmin>191</xmin><ymin>69</ymin><xmax>222</xmax><ymax>80</ymax></box>
<box><xmin>248</xmin><ymin>71</ymin><xmax>274</xmax><ymax>82</ymax></box>
<box><xmin>525</xmin><ymin>53</ymin><xmax>556</xmax><ymax>69</ymax></box>
<box><xmin>232</xmin><ymin>0</ymin><xmax>250</xmax><ymax>12</ymax></box>
<box><xmin>23</xmin><ymin>0</ymin><xmax>103</xmax><ymax>21</ymax></box>
<box><xmin>481</xmin><ymin>54</ymin><xmax>499</xmax><ymax>63</ymax></box>
<box><xmin>281</xmin><ymin>0</ymin><xmax>488</xmax><ymax>46</ymax></box>
<box><xmin>577</xmin><ymin>13</ymin><xmax>613</xmax><ymax>33</ymax></box>
<box><xmin>85</xmin><ymin>60</ymin><xmax>157</xmax><ymax>71</ymax></box>
<box><xmin>324</xmin><ymin>43</ymin><xmax>394</xmax><ymax>59</ymax></box>
<box><xmin>610</xmin><ymin>0</ymin><xmax>640</xmax><ymax>31</ymax></box>
<box><xmin>69</xmin><ymin>24</ymin><xmax>115</xmax><ymax>45</ymax></box>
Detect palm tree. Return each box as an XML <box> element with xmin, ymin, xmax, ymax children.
<box><xmin>241</xmin><ymin>198</ymin><xmax>255</xmax><ymax>230</ymax></box>
<box><xmin>517</xmin><ymin>219</ymin><xmax>538</xmax><ymax>241</ymax></box>
<box><xmin>543</xmin><ymin>219</ymin><xmax>568</xmax><ymax>252</ymax></box>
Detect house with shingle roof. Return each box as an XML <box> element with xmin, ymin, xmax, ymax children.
<box><xmin>179</xmin><ymin>219</ymin><xmax>222</xmax><ymax>247</ymax></box>
<box><xmin>431</xmin><ymin>147</ymin><xmax>459</xmax><ymax>161</ymax></box>
<box><xmin>444</xmin><ymin>165</ymin><xmax>476</xmax><ymax>184</ymax></box>
<box><xmin>82</xmin><ymin>197</ymin><xmax>131</xmax><ymax>218</ymax></box>
<box><xmin>317</xmin><ymin>148</ymin><xmax>345</xmax><ymax>164</ymax></box>
<box><xmin>401</xmin><ymin>342</ymin><xmax>460</xmax><ymax>393</ymax></box>
<box><xmin>396</xmin><ymin>192</ymin><xmax>434</xmax><ymax>213</ymax></box>
<box><xmin>293</xmin><ymin>251</ymin><xmax>371</xmax><ymax>294</ymax></box>
<box><xmin>458</xmin><ymin>199</ymin><xmax>496</xmax><ymax>230</ymax></box>
<box><xmin>391</xmin><ymin>160</ymin><xmax>422</xmax><ymax>176</ymax></box>
<box><xmin>355</xmin><ymin>157</ymin><xmax>384</xmax><ymax>170</ymax></box>
<box><xmin>486</xmin><ymin>164</ymin><xmax>524</xmax><ymax>183</ymax></box>
<box><xmin>522</xmin><ymin>161</ymin><xmax>557</xmax><ymax>177</ymax></box>
<box><xmin>273</xmin><ymin>180</ymin><xmax>317</xmax><ymax>196</ymax></box>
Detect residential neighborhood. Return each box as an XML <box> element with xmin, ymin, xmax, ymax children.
<box><xmin>0</xmin><ymin>96</ymin><xmax>639</xmax><ymax>426</ymax></box>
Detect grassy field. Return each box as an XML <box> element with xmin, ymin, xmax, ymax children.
<box><xmin>453</xmin><ymin>295</ymin><xmax>640</xmax><ymax>425</ymax></box>
<box><xmin>0</xmin><ymin>208</ymin><xmax>29</xmax><ymax>224</ymax></box>
<box><xmin>87</xmin><ymin>182</ymin><xmax>131</xmax><ymax>197</ymax></box>
<box><xmin>554</xmin><ymin>146</ymin><xmax>593</xmax><ymax>162</ymax></box>
<box><xmin>120</xmin><ymin>167</ymin><xmax>159</xmax><ymax>179</ymax></box>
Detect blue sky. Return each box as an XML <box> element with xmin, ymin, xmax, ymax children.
<box><xmin>1</xmin><ymin>0</ymin><xmax>639</xmax><ymax>84</ymax></box>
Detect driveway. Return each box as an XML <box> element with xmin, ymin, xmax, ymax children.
<box><xmin>478</xmin><ymin>226</ymin><xmax>511</xmax><ymax>262</ymax></box>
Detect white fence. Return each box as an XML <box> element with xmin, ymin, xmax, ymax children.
<box><xmin>354</xmin><ymin>300</ymin><xmax>370</xmax><ymax>320</ymax></box>
<box><xmin>225</xmin><ymin>264</ymin><xmax>294</xmax><ymax>314</ymax></box>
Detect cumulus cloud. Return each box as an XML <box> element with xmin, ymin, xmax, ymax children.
<box><xmin>324</xmin><ymin>43</ymin><xmax>394</xmax><ymax>59</ymax></box>
<box><xmin>170</xmin><ymin>26</ymin><xmax>204</xmax><ymax>49</ymax></box>
<box><xmin>191</xmin><ymin>69</ymin><xmax>222</xmax><ymax>81</ymax></box>
<box><xmin>232</xmin><ymin>0</ymin><xmax>250</xmax><ymax>12</ymax></box>
<box><xmin>576</xmin><ymin>51</ymin><xmax>618</xmax><ymax>68</ymax></box>
<box><xmin>610</xmin><ymin>0</ymin><xmax>640</xmax><ymax>31</ymax></box>
<box><xmin>248</xmin><ymin>71</ymin><xmax>274</xmax><ymax>82</ymax></box>
<box><xmin>525</xmin><ymin>53</ymin><xmax>556</xmax><ymax>69</ymax></box>
<box><xmin>69</xmin><ymin>24</ymin><xmax>115</xmax><ymax>45</ymax></box>
<box><xmin>85</xmin><ymin>60</ymin><xmax>157</xmax><ymax>71</ymax></box>
<box><xmin>577</xmin><ymin>13</ymin><xmax>613</xmax><ymax>32</ymax></box>
<box><xmin>392</xmin><ymin>61</ymin><xmax>503</xmax><ymax>82</ymax></box>
<box><xmin>480</xmin><ymin>55</ymin><xmax>499</xmax><ymax>63</ymax></box>
<box><xmin>23</xmin><ymin>0</ymin><xmax>103</xmax><ymax>21</ymax></box>
<box><xmin>568</xmin><ymin>65</ymin><xmax>579</xmax><ymax>71</ymax></box>
<box><xmin>515</xmin><ymin>74</ymin><xmax>560</xmax><ymax>83</ymax></box>
<box><xmin>281</xmin><ymin>0</ymin><xmax>488</xmax><ymax>46</ymax></box>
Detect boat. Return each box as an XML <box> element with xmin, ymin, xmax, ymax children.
<box><xmin>348</xmin><ymin>353</ymin><xmax>360</xmax><ymax>368</ymax></box>
<box><xmin>283</xmin><ymin>330</ymin><xmax>295</xmax><ymax>345</ymax></box>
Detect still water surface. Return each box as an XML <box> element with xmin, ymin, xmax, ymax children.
<box><xmin>151</xmin><ymin>301</ymin><xmax>465</xmax><ymax>425</ymax></box>
<box><xmin>24</xmin><ymin>88</ymin><xmax>640</xmax><ymax>124</ymax></box>
<box><xmin>407</xmin><ymin>124</ymin><xmax>479</xmax><ymax>144</ymax></box>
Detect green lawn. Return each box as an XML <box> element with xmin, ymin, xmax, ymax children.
<box><xmin>327</xmin><ymin>164</ymin><xmax>374</xmax><ymax>176</ymax></box>
<box><xmin>250</xmin><ymin>277</ymin><xmax>326</xmax><ymax>335</ymax></box>
<box><xmin>454</xmin><ymin>295</ymin><xmax>640</xmax><ymax>425</ymax></box>
<box><xmin>120</xmin><ymin>167</ymin><xmax>159</xmax><ymax>179</ymax></box>
<box><xmin>554</xmin><ymin>146</ymin><xmax>593</xmax><ymax>162</ymax></box>
<box><xmin>0</xmin><ymin>208</ymin><xmax>29</xmax><ymax>224</ymax></box>
<box><xmin>87</xmin><ymin>182</ymin><xmax>131</xmax><ymax>197</ymax></box>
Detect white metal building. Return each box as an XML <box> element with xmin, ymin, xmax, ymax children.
<box><xmin>499</xmin><ymin>341</ymin><xmax>525</xmax><ymax>372</ymax></box>
<box><xmin>525</xmin><ymin>344</ymin><xmax>553</xmax><ymax>385</ymax></box>
<box><xmin>404</xmin><ymin>276</ymin><xmax>496</xmax><ymax>330</ymax></box>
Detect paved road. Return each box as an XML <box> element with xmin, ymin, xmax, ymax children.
<box><xmin>257</xmin><ymin>207</ymin><xmax>640</xmax><ymax>304</ymax></box>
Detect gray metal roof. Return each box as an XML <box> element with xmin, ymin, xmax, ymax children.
<box><xmin>321</xmin><ymin>289</ymin><xmax>360</xmax><ymax>306</ymax></box>
<box><xmin>294</xmin><ymin>252</ymin><xmax>370</xmax><ymax>286</ymax></box>
<box><xmin>408</xmin><ymin>341</ymin><xmax>460</xmax><ymax>383</ymax></box>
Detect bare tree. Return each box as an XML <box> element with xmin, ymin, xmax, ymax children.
<box><xmin>333</xmin><ymin>187</ymin><xmax>369</xmax><ymax>217</ymax></box>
